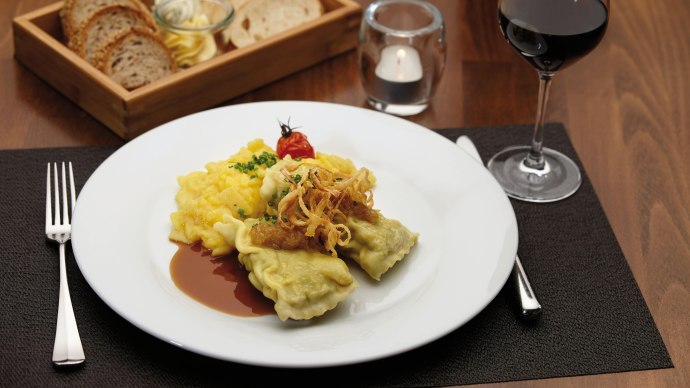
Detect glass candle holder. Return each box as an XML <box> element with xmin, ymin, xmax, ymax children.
<box><xmin>153</xmin><ymin>0</ymin><xmax>234</xmax><ymax>68</ymax></box>
<box><xmin>358</xmin><ymin>0</ymin><xmax>446</xmax><ymax>116</ymax></box>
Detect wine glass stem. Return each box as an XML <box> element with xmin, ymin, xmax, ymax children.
<box><xmin>525</xmin><ymin>72</ymin><xmax>554</xmax><ymax>171</ymax></box>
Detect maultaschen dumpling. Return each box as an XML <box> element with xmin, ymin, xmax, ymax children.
<box><xmin>215</xmin><ymin>215</ymin><xmax>358</xmax><ymax>321</ymax></box>
<box><xmin>338</xmin><ymin>213</ymin><xmax>419</xmax><ymax>281</ymax></box>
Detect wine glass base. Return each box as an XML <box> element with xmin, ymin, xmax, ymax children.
<box><xmin>366</xmin><ymin>97</ymin><xmax>428</xmax><ymax>116</ymax></box>
<box><xmin>487</xmin><ymin>145</ymin><xmax>582</xmax><ymax>203</ymax></box>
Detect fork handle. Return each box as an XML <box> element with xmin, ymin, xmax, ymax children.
<box><xmin>52</xmin><ymin>242</ymin><xmax>85</xmax><ymax>367</ymax></box>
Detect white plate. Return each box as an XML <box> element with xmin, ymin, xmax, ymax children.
<box><xmin>71</xmin><ymin>101</ymin><xmax>517</xmax><ymax>368</ymax></box>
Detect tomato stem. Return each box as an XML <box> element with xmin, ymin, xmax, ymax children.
<box><xmin>279</xmin><ymin>120</ymin><xmax>293</xmax><ymax>137</ymax></box>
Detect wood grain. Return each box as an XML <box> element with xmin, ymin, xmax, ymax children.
<box><xmin>12</xmin><ymin>0</ymin><xmax>361</xmax><ymax>139</ymax></box>
<box><xmin>2</xmin><ymin>0</ymin><xmax>689</xmax><ymax>387</ymax></box>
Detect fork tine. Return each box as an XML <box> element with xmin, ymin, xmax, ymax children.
<box><xmin>53</xmin><ymin>163</ymin><xmax>60</xmax><ymax>226</ymax></box>
<box><xmin>68</xmin><ymin>162</ymin><xmax>76</xmax><ymax>217</ymax></box>
<box><xmin>46</xmin><ymin>163</ymin><xmax>52</xmax><ymax>229</ymax></box>
<box><xmin>61</xmin><ymin>162</ymin><xmax>69</xmax><ymax>225</ymax></box>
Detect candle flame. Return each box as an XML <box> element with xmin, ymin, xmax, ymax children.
<box><xmin>396</xmin><ymin>49</ymin><xmax>407</xmax><ymax>80</ymax></box>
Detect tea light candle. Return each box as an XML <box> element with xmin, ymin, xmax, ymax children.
<box><xmin>375</xmin><ymin>45</ymin><xmax>423</xmax><ymax>82</ymax></box>
<box><xmin>373</xmin><ymin>45</ymin><xmax>423</xmax><ymax>104</ymax></box>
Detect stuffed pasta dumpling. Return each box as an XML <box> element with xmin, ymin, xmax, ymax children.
<box><xmin>338</xmin><ymin>212</ymin><xmax>418</xmax><ymax>281</ymax></box>
<box><xmin>215</xmin><ymin>215</ymin><xmax>358</xmax><ymax>321</ymax></box>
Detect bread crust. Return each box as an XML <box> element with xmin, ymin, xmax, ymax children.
<box><xmin>94</xmin><ymin>27</ymin><xmax>177</xmax><ymax>90</ymax></box>
<box><xmin>63</xmin><ymin>0</ymin><xmax>148</xmax><ymax>41</ymax></box>
<box><xmin>72</xmin><ymin>5</ymin><xmax>157</xmax><ymax>63</ymax></box>
<box><xmin>60</xmin><ymin>0</ymin><xmax>176</xmax><ymax>89</ymax></box>
<box><xmin>59</xmin><ymin>0</ymin><xmax>75</xmax><ymax>41</ymax></box>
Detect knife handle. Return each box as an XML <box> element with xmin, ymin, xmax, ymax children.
<box><xmin>512</xmin><ymin>254</ymin><xmax>542</xmax><ymax>320</ymax></box>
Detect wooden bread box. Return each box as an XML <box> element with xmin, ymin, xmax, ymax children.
<box><xmin>12</xmin><ymin>0</ymin><xmax>362</xmax><ymax>140</ymax></box>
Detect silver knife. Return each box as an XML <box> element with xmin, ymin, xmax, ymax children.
<box><xmin>456</xmin><ymin>135</ymin><xmax>542</xmax><ymax>320</ymax></box>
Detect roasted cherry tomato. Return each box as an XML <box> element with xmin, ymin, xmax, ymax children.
<box><xmin>276</xmin><ymin>120</ymin><xmax>315</xmax><ymax>159</ymax></box>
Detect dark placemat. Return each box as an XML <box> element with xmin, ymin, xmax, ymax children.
<box><xmin>0</xmin><ymin>124</ymin><xmax>672</xmax><ymax>387</ymax></box>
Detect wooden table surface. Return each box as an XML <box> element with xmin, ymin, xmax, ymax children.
<box><xmin>2</xmin><ymin>1</ymin><xmax>688</xmax><ymax>386</ymax></box>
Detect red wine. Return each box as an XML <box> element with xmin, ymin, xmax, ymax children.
<box><xmin>499</xmin><ymin>0</ymin><xmax>608</xmax><ymax>72</ymax></box>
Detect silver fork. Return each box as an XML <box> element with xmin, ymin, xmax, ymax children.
<box><xmin>45</xmin><ymin>162</ymin><xmax>85</xmax><ymax>366</ymax></box>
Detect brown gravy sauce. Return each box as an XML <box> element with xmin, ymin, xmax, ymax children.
<box><xmin>170</xmin><ymin>241</ymin><xmax>275</xmax><ymax>317</ymax></box>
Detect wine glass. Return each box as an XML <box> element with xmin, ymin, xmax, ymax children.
<box><xmin>488</xmin><ymin>0</ymin><xmax>609</xmax><ymax>202</ymax></box>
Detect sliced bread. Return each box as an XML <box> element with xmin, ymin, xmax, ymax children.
<box><xmin>63</xmin><ymin>0</ymin><xmax>148</xmax><ymax>41</ymax></box>
<box><xmin>225</xmin><ymin>0</ymin><xmax>323</xmax><ymax>48</ymax></box>
<box><xmin>73</xmin><ymin>5</ymin><xmax>157</xmax><ymax>65</ymax></box>
<box><xmin>94</xmin><ymin>28</ymin><xmax>177</xmax><ymax>90</ymax></box>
